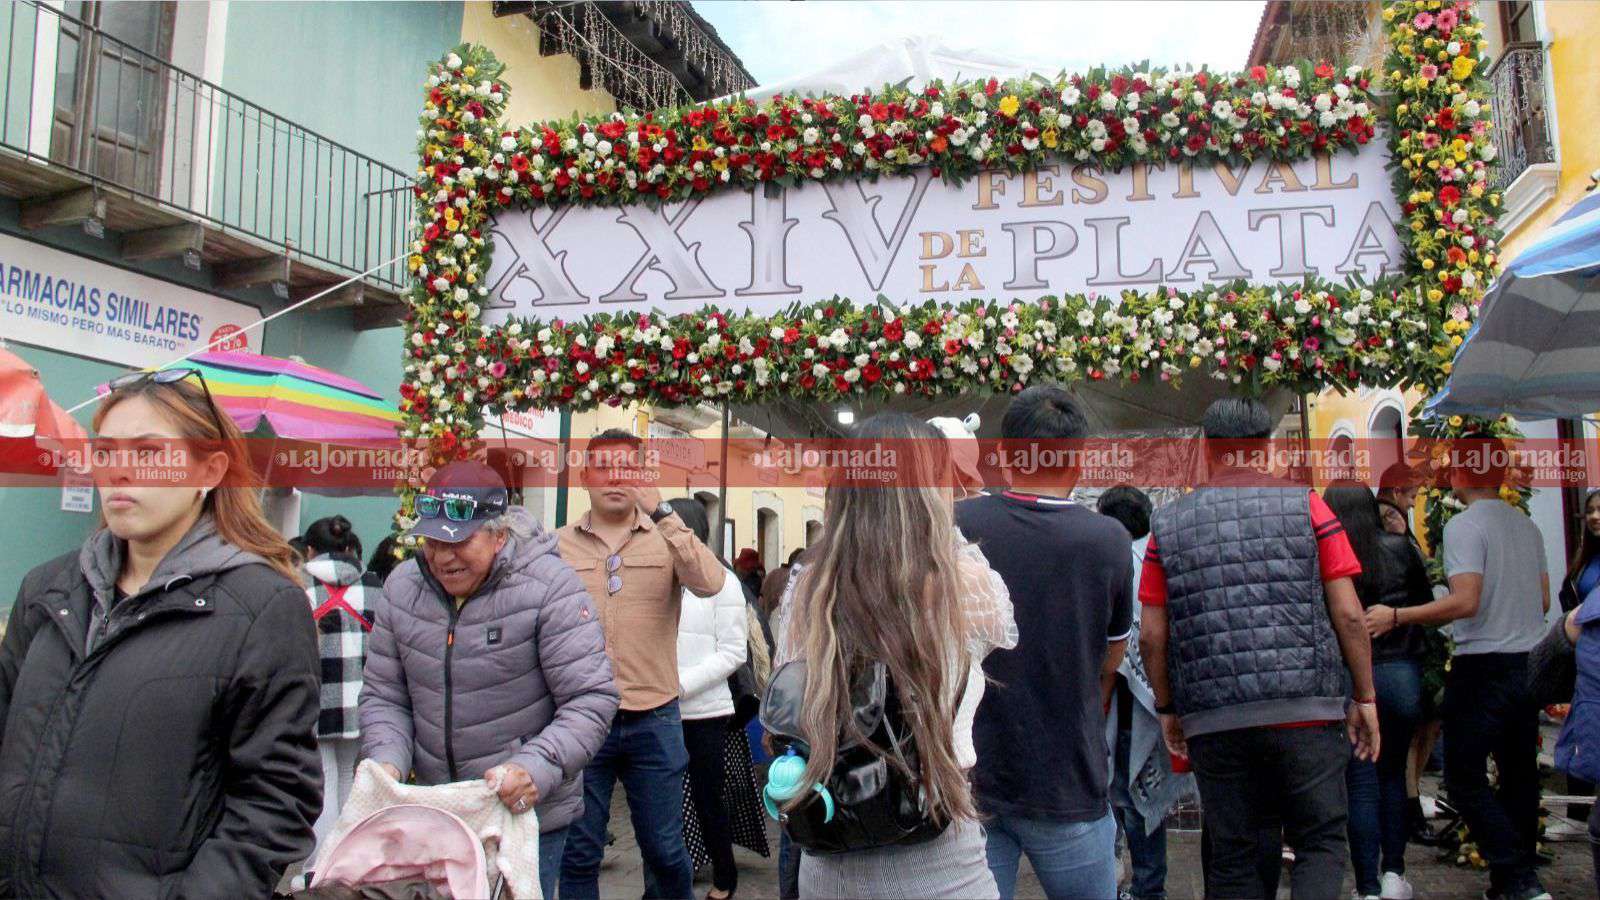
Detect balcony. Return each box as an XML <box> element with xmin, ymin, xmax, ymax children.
<box><xmin>0</xmin><ymin>1</ymin><xmax>412</xmax><ymax>327</ymax></box>
<box><xmin>1488</xmin><ymin>41</ymin><xmax>1557</xmax><ymax>195</ymax></box>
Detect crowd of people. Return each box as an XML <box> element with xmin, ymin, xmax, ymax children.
<box><xmin>0</xmin><ymin>367</ymin><xmax>1596</xmax><ymax>900</ymax></box>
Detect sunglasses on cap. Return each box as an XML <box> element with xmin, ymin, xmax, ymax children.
<box><xmin>415</xmin><ymin>493</ymin><xmax>506</xmax><ymax>522</ymax></box>
<box><xmin>107</xmin><ymin>367</ymin><xmax>229</xmax><ymax>439</ymax></box>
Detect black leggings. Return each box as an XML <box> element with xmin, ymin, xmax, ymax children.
<box><xmin>683</xmin><ymin>715</ymin><xmax>737</xmax><ymax>893</ymax></box>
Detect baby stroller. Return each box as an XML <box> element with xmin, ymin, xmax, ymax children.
<box><xmin>287</xmin><ymin>760</ymin><xmax>540</xmax><ymax>900</ymax></box>
<box><xmin>296</xmin><ymin>804</ymin><xmax>492</xmax><ymax>900</ymax></box>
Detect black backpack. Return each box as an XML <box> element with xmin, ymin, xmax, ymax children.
<box><xmin>758</xmin><ymin>658</ymin><xmax>959</xmax><ymax>854</ymax></box>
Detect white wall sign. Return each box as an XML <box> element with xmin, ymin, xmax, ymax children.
<box><xmin>0</xmin><ymin>233</ymin><xmax>263</xmax><ymax>369</ymax></box>
<box><xmin>483</xmin><ymin>143</ymin><xmax>1402</xmax><ymax>324</ymax></box>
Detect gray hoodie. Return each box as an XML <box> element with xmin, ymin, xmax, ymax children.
<box><xmin>80</xmin><ymin>514</ymin><xmax>267</xmax><ymax>653</ymax></box>
<box><xmin>360</xmin><ymin>510</ymin><xmax>619</xmax><ymax>832</ymax></box>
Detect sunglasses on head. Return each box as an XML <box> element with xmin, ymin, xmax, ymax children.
<box><xmin>107</xmin><ymin>368</ymin><xmax>229</xmax><ymax>438</ymax></box>
<box><xmin>415</xmin><ymin>494</ymin><xmax>505</xmax><ymax>522</ymax></box>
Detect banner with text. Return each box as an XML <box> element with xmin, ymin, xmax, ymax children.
<box><xmin>0</xmin><ymin>233</ymin><xmax>263</xmax><ymax>368</ymax></box>
<box><xmin>483</xmin><ymin>143</ymin><xmax>1402</xmax><ymax>323</ymax></box>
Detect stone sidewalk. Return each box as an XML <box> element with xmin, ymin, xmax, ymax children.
<box><xmin>592</xmin><ymin>785</ymin><xmax>1595</xmax><ymax>899</ymax></box>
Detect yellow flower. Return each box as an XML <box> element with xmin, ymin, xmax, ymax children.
<box><xmin>463</xmin><ymin>65</ymin><xmax>476</xmax><ymax>78</ymax></box>
<box><xmin>711</xmin><ymin>157</ymin><xmax>729</xmax><ymax>172</ymax></box>
<box><xmin>1422</xmin><ymin>258</ymin><xmax>1435</xmax><ymax>270</ymax></box>
<box><xmin>1441</xmin><ymin>361</ymin><xmax>1453</xmax><ymax>374</ymax></box>
<box><xmin>1427</xmin><ymin>288</ymin><xmax>1444</xmax><ymax>302</ymax></box>
<box><xmin>1451</xmin><ymin>334</ymin><xmax>1463</xmax><ymax>347</ymax></box>
<box><xmin>997</xmin><ymin>95</ymin><xmax>1021</xmax><ymax>117</ymax></box>
<box><xmin>408</xmin><ymin>254</ymin><xmax>424</xmax><ymax>271</ymax></box>
<box><xmin>1042</xmin><ymin>128</ymin><xmax>1059</xmax><ymax>149</ymax></box>
<box><xmin>1449</xmin><ymin>415</ymin><xmax>1464</xmax><ymax>428</ymax></box>
<box><xmin>1190</xmin><ymin>355</ymin><xmax>1203</xmax><ymax>368</ymax></box>
<box><xmin>1452</xmin><ymin>56</ymin><xmax>1476</xmax><ymax>81</ymax></box>
<box><xmin>692</xmin><ymin>135</ymin><xmax>711</xmax><ymax>152</ymax></box>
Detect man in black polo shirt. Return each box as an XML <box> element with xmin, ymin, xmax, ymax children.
<box><xmin>956</xmin><ymin>385</ymin><xmax>1132</xmax><ymax>900</ymax></box>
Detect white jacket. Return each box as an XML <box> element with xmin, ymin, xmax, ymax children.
<box><xmin>677</xmin><ymin>565</ymin><xmax>749</xmax><ymax>721</ymax></box>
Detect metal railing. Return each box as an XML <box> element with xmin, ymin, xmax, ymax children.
<box><xmin>0</xmin><ymin>1</ymin><xmax>414</xmax><ymax>291</ymax></box>
<box><xmin>1487</xmin><ymin>41</ymin><xmax>1556</xmax><ymax>193</ymax></box>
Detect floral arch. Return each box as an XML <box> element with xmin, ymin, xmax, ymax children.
<box><xmin>395</xmin><ymin>0</ymin><xmax>1500</xmax><ymax>522</ymax></box>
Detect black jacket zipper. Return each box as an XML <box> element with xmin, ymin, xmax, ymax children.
<box><xmin>444</xmin><ymin>604</ymin><xmax>461</xmax><ymax>782</ymax></box>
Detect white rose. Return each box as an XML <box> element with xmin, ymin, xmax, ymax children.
<box><xmin>500</xmin><ymin>136</ymin><xmax>516</xmax><ymax>152</ymax></box>
<box><xmin>1099</xmin><ymin>92</ymin><xmax>1118</xmax><ymax>111</ymax></box>
<box><xmin>1063</xmin><ymin>86</ymin><xmax>1081</xmax><ymax>105</ymax></box>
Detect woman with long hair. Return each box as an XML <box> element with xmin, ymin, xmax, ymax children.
<box><xmin>1561</xmin><ymin>489</ymin><xmax>1600</xmax><ymax>613</ymax></box>
<box><xmin>301</xmin><ymin>514</ymin><xmax>381</xmax><ymax>851</ymax></box>
<box><xmin>773</xmin><ymin>412</ymin><xmax>1016</xmax><ymax>898</ymax></box>
<box><xmin>1324</xmin><ymin>479</ymin><xmax>1433</xmax><ymax>900</ymax></box>
<box><xmin>0</xmin><ymin>370</ymin><xmax>322</xmax><ymax>896</ymax></box>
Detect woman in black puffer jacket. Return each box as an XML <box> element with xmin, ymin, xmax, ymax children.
<box><xmin>1323</xmin><ymin>480</ymin><xmax>1434</xmax><ymax>900</ymax></box>
<box><xmin>0</xmin><ymin>372</ymin><xmax>321</xmax><ymax>898</ymax></box>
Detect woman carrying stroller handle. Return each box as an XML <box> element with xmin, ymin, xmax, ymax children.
<box><xmin>360</xmin><ymin>460</ymin><xmax>620</xmax><ymax>900</ymax></box>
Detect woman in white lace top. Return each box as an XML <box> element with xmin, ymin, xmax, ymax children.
<box><xmin>770</xmin><ymin>412</ymin><xmax>1016</xmax><ymax>898</ymax></box>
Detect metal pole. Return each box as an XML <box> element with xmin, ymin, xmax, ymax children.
<box><xmin>554</xmin><ymin>407</ymin><xmax>573</xmax><ymax>528</ymax></box>
<box><xmin>714</xmin><ymin>402</ymin><xmax>730</xmax><ymax>557</ymax></box>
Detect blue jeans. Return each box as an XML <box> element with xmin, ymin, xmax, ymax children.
<box><xmin>539</xmin><ymin>826</ymin><xmax>567</xmax><ymax>900</ymax></box>
<box><xmin>1347</xmin><ymin>658</ymin><xmax>1423</xmax><ymax>894</ymax></box>
<box><xmin>984</xmin><ymin>810</ymin><xmax>1118</xmax><ymax>900</ymax></box>
<box><xmin>559</xmin><ymin>701</ymin><xmax>693</xmax><ymax>899</ymax></box>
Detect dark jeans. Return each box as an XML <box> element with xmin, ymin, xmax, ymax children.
<box><xmin>539</xmin><ymin>826</ymin><xmax>568</xmax><ymax>900</ymax></box>
<box><xmin>1111</xmin><ymin>682</ymin><xmax>1167</xmax><ymax>900</ymax></box>
<box><xmin>683</xmin><ymin>715</ymin><xmax>737</xmax><ymax>893</ymax></box>
<box><xmin>1188</xmin><ymin>723</ymin><xmax>1349</xmax><ymax>900</ymax></box>
<box><xmin>1442</xmin><ymin>652</ymin><xmax>1542</xmax><ymax>895</ymax></box>
<box><xmin>560</xmin><ymin>701</ymin><xmax>693</xmax><ymax>900</ymax></box>
<box><xmin>778</xmin><ymin>828</ymin><xmax>801</xmax><ymax>900</ymax></box>
<box><xmin>1347</xmin><ymin>658</ymin><xmax>1423</xmax><ymax>893</ymax></box>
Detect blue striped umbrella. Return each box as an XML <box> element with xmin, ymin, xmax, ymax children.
<box><xmin>1427</xmin><ymin>189</ymin><xmax>1600</xmax><ymax>420</ymax></box>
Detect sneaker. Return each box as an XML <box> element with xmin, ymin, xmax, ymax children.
<box><xmin>1379</xmin><ymin>871</ymin><xmax>1414</xmax><ymax>900</ymax></box>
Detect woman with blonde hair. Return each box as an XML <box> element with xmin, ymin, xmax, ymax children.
<box><xmin>0</xmin><ymin>368</ymin><xmax>322</xmax><ymax>896</ymax></box>
<box><xmin>769</xmin><ymin>412</ymin><xmax>1016</xmax><ymax>898</ymax></box>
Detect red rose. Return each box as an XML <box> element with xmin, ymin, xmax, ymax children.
<box><xmin>1314</xmin><ymin>61</ymin><xmax>1334</xmax><ymax>79</ymax></box>
<box><xmin>862</xmin><ymin>363</ymin><xmax>883</xmax><ymax>383</ymax></box>
<box><xmin>1250</xmin><ymin>65</ymin><xmax>1268</xmax><ymax>83</ymax></box>
<box><xmin>783</xmin><ymin>326</ymin><xmax>800</xmax><ymax>344</ymax></box>
<box><xmin>1439</xmin><ymin>185</ymin><xmax>1462</xmax><ymax>207</ymax></box>
<box><xmin>883</xmin><ymin>319</ymin><xmax>905</xmax><ymax>342</ymax></box>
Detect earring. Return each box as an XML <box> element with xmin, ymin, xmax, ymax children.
<box><xmin>199</xmin><ymin>486</ymin><xmax>210</xmax><ymax>502</ymax></box>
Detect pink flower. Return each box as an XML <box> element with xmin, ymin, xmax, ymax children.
<box><xmin>1413</xmin><ymin>11</ymin><xmax>1434</xmax><ymax>30</ymax></box>
<box><xmin>1303</xmin><ymin>337</ymin><xmax>1321</xmax><ymax>351</ymax></box>
<box><xmin>490</xmin><ymin>361</ymin><xmax>507</xmax><ymax>378</ymax></box>
<box><xmin>1449</xmin><ymin>303</ymin><xmax>1470</xmax><ymax>321</ymax></box>
<box><xmin>1420</xmin><ymin>64</ymin><xmax>1439</xmax><ymax>80</ymax></box>
<box><xmin>1422</xmin><ymin>132</ymin><xmax>1441</xmax><ymax>149</ymax></box>
<box><xmin>1436</xmin><ymin>9</ymin><xmax>1458</xmax><ymax>32</ymax></box>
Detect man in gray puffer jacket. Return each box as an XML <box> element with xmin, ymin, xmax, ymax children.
<box><xmin>361</xmin><ymin>461</ymin><xmax>619</xmax><ymax>899</ymax></box>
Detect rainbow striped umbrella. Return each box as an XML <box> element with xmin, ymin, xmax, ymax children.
<box><xmin>171</xmin><ymin>351</ymin><xmax>400</xmax><ymax>441</ymax></box>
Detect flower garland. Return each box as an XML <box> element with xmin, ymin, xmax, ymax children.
<box><xmin>395</xmin><ymin>1</ymin><xmax>1502</xmax><ymax>528</ymax></box>
<box><xmin>475</xmin><ymin>60</ymin><xmax>1376</xmax><ymax>207</ymax></box>
<box><xmin>1383</xmin><ymin>0</ymin><xmax>1502</xmax><ymax>373</ymax></box>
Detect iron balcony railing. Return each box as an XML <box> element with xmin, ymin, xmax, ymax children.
<box><xmin>0</xmin><ymin>0</ymin><xmax>414</xmax><ymax>291</ymax></box>
<box><xmin>1487</xmin><ymin>41</ymin><xmax>1556</xmax><ymax>193</ymax></box>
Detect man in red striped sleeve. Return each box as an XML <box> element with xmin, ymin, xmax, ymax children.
<box><xmin>1138</xmin><ymin>398</ymin><xmax>1378</xmax><ymax>900</ymax></box>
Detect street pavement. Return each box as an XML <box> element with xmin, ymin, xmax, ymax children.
<box><xmin>592</xmin><ymin>776</ymin><xmax>1595</xmax><ymax>899</ymax></box>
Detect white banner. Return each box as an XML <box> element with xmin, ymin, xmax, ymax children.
<box><xmin>0</xmin><ymin>233</ymin><xmax>263</xmax><ymax>368</ymax></box>
<box><xmin>484</xmin><ymin>143</ymin><xmax>1402</xmax><ymax>325</ymax></box>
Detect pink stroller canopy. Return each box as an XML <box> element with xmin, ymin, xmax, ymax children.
<box><xmin>309</xmin><ymin>804</ymin><xmax>491</xmax><ymax>899</ymax></box>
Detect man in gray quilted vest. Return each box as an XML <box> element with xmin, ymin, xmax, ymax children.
<box><xmin>1138</xmin><ymin>398</ymin><xmax>1379</xmax><ymax>900</ymax></box>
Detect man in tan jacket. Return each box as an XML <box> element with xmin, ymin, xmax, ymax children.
<box><xmin>557</xmin><ymin>428</ymin><xmax>723</xmax><ymax>900</ymax></box>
